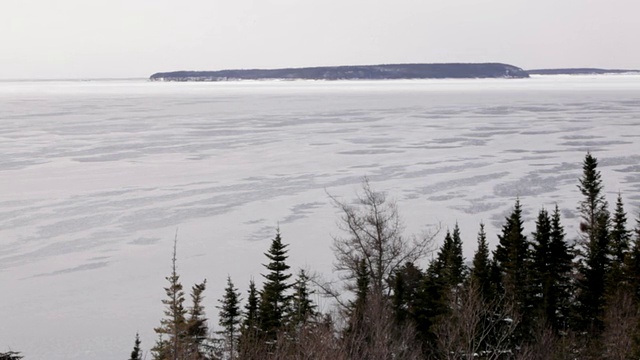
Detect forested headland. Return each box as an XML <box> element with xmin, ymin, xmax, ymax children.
<box><xmin>4</xmin><ymin>152</ymin><xmax>640</xmax><ymax>360</ymax></box>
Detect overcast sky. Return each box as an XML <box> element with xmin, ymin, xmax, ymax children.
<box><xmin>2</xmin><ymin>0</ymin><xmax>639</xmax><ymax>79</ymax></box>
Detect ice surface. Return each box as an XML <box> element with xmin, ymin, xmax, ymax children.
<box><xmin>1</xmin><ymin>76</ymin><xmax>639</xmax><ymax>359</ymax></box>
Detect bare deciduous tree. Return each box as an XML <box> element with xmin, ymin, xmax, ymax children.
<box><xmin>602</xmin><ymin>289</ymin><xmax>639</xmax><ymax>360</ymax></box>
<box><xmin>330</xmin><ymin>178</ymin><xmax>437</xmax><ymax>297</ymax></box>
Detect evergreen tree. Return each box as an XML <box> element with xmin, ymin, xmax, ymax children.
<box><xmin>548</xmin><ymin>205</ymin><xmax>574</xmax><ymax>331</ymax></box>
<box><xmin>624</xmin><ymin>214</ymin><xmax>640</xmax><ymax>300</ymax></box>
<box><xmin>238</xmin><ymin>280</ymin><xmax>260</xmax><ymax>358</ymax></box>
<box><xmin>258</xmin><ymin>228</ymin><xmax>293</xmax><ymax>340</ymax></box>
<box><xmin>493</xmin><ymin>199</ymin><xmax>534</xmax><ymax>342</ymax></box>
<box><xmin>186</xmin><ymin>280</ymin><xmax>208</xmax><ymax>359</ymax></box>
<box><xmin>152</xmin><ymin>238</ymin><xmax>188</xmax><ymax>360</ymax></box>
<box><xmin>609</xmin><ymin>193</ymin><xmax>631</xmax><ymax>287</ymax></box>
<box><xmin>575</xmin><ymin>153</ymin><xmax>611</xmax><ymax>332</ymax></box>
<box><xmin>531</xmin><ymin>208</ymin><xmax>552</xmax><ymax>320</ymax></box>
<box><xmin>471</xmin><ymin>222</ymin><xmax>493</xmax><ymax>300</ymax></box>
<box><xmin>129</xmin><ymin>332</ymin><xmax>142</xmax><ymax>360</ymax></box>
<box><xmin>530</xmin><ymin>206</ymin><xmax>574</xmax><ymax>331</ymax></box>
<box><xmin>290</xmin><ymin>269</ymin><xmax>317</xmax><ymax>327</ymax></box>
<box><xmin>431</xmin><ymin>223</ymin><xmax>466</xmax><ymax>292</ymax></box>
<box><xmin>449</xmin><ymin>223</ymin><xmax>467</xmax><ymax>287</ymax></box>
<box><xmin>576</xmin><ymin>211</ymin><xmax>610</xmax><ymax>332</ymax></box>
<box><xmin>350</xmin><ymin>258</ymin><xmax>370</xmax><ymax>321</ymax></box>
<box><xmin>493</xmin><ymin>199</ymin><xmax>530</xmax><ymax>308</ymax></box>
<box><xmin>218</xmin><ymin>276</ymin><xmax>241</xmax><ymax>359</ymax></box>
<box><xmin>577</xmin><ymin>152</ymin><xmax>609</xmax><ymax>244</ymax></box>
<box><xmin>391</xmin><ymin>261</ymin><xmax>424</xmax><ymax>325</ymax></box>
<box><xmin>243</xmin><ymin>280</ymin><xmax>260</xmax><ymax>333</ymax></box>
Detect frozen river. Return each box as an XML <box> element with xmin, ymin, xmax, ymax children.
<box><xmin>1</xmin><ymin>76</ymin><xmax>639</xmax><ymax>359</ymax></box>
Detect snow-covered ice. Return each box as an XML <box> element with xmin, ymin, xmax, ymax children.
<box><xmin>1</xmin><ymin>76</ymin><xmax>639</xmax><ymax>359</ymax></box>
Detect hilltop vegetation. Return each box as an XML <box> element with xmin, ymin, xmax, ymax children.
<box><xmin>149</xmin><ymin>63</ymin><xmax>529</xmax><ymax>81</ymax></box>
<box><xmin>122</xmin><ymin>152</ymin><xmax>640</xmax><ymax>360</ymax></box>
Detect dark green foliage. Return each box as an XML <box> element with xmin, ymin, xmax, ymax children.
<box><xmin>449</xmin><ymin>223</ymin><xmax>467</xmax><ymax>287</ymax></box>
<box><xmin>625</xmin><ymin>215</ymin><xmax>640</xmax><ymax>300</ymax></box>
<box><xmin>0</xmin><ymin>352</ymin><xmax>23</xmax><ymax>360</ymax></box>
<box><xmin>218</xmin><ymin>276</ymin><xmax>241</xmax><ymax>359</ymax></box>
<box><xmin>494</xmin><ymin>199</ymin><xmax>530</xmax><ymax>306</ymax></box>
<box><xmin>609</xmin><ymin>193</ymin><xmax>631</xmax><ymax>294</ymax></box>
<box><xmin>143</xmin><ymin>153</ymin><xmax>640</xmax><ymax>359</ymax></box>
<box><xmin>471</xmin><ymin>222</ymin><xmax>493</xmax><ymax>300</ymax></box>
<box><xmin>243</xmin><ymin>280</ymin><xmax>259</xmax><ymax>332</ymax></box>
<box><xmin>391</xmin><ymin>262</ymin><xmax>424</xmax><ymax>325</ymax></box>
<box><xmin>290</xmin><ymin>269</ymin><xmax>317</xmax><ymax>326</ymax></box>
<box><xmin>348</xmin><ymin>258</ymin><xmax>370</xmax><ymax>328</ymax></box>
<box><xmin>493</xmin><ymin>199</ymin><xmax>535</xmax><ymax>343</ymax></box>
<box><xmin>575</xmin><ymin>153</ymin><xmax>611</xmax><ymax>333</ymax></box>
<box><xmin>530</xmin><ymin>206</ymin><xmax>574</xmax><ymax>331</ymax></box>
<box><xmin>186</xmin><ymin>280</ymin><xmax>208</xmax><ymax>358</ymax></box>
<box><xmin>577</xmin><ymin>152</ymin><xmax>609</xmax><ymax>243</ymax></box>
<box><xmin>152</xmin><ymin>238</ymin><xmax>188</xmax><ymax>360</ymax></box>
<box><xmin>390</xmin><ymin>261</ymin><xmax>447</xmax><ymax>353</ymax></box>
<box><xmin>258</xmin><ymin>229</ymin><xmax>293</xmax><ymax>339</ymax></box>
<box><xmin>238</xmin><ymin>279</ymin><xmax>260</xmax><ymax>358</ymax></box>
<box><xmin>577</xmin><ymin>211</ymin><xmax>611</xmax><ymax>332</ymax></box>
<box><xmin>129</xmin><ymin>332</ymin><xmax>142</xmax><ymax>360</ymax></box>
<box><xmin>431</xmin><ymin>223</ymin><xmax>467</xmax><ymax>291</ymax></box>
<box><xmin>548</xmin><ymin>205</ymin><xmax>574</xmax><ymax>330</ymax></box>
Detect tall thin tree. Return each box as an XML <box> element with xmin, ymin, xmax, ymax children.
<box><xmin>259</xmin><ymin>228</ymin><xmax>293</xmax><ymax>340</ymax></box>
<box><xmin>575</xmin><ymin>152</ymin><xmax>611</xmax><ymax>332</ymax></box>
<box><xmin>152</xmin><ymin>236</ymin><xmax>187</xmax><ymax>360</ymax></box>
<box><xmin>218</xmin><ymin>276</ymin><xmax>241</xmax><ymax>359</ymax></box>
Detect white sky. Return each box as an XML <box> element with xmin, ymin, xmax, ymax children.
<box><xmin>2</xmin><ymin>0</ymin><xmax>639</xmax><ymax>79</ymax></box>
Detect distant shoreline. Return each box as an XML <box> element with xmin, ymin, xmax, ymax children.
<box><xmin>149</xmin><ymin>63</ymin><xmax>529</xmax><ymax>81</ymax></box>
<box><xmin>149</xmin><ymin>63</ymin><xmax>640</xmax><ymax>82</ymax></box>
<box><xmin>528</xmin><ymin>68</ymin><xmax>640</xmax><ymax>75</ymax></box>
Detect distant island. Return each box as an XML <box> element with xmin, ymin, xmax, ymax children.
<box><xmin>149</xmin><ymin>63</ymin><xmax>529</xmax><ymax>81</ymax></box>
<box><xmin>149</xmin><ymin>64</ymin><xmax>640</xmax><ymax>81</ymax></box>
<box><xmin>528</xmin><ymin>68</ymin><xmax>640</xmax><ymax>75</ymax></box>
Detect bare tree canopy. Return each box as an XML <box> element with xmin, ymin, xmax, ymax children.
<box><xmin>330</xmin><ymin>178</ymin><xmax>437</xmax><ymax>296</ymax></box>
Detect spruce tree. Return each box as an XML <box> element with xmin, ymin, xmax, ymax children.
<box><xmin>243</xmin><ymin>280</ymin><xmax>260</xmax><ymax>333</ymax></box>
<box><xmin>575</xmin><ymin>153</ymin><xmax>611</xmax><ymax>332</ymax></box>
<box><xmin>576</xmin><ymin>211</ymin><xmax>610</xmax><ymax>332</ymax></box>
<box><xmin>350</xmin><ymin>258</ymin><xmax>370</xmax><ymax>321</ymax></box>
<box><xmin>548</xmin><ymin>205</ymin><xmax>574</xmax><ymax>331</ymax></box>
<box><xmin>239</xmin><ymin>280</ymin><xmax>260</xmax><ymax>358</ymax></box>
<box><xmin>531</xmin><ymin>208</ymin><xmax>552</xmax><ymax>321</ymax></box>
<box><xmin>624</xmin><ymin>214</ymin><xmax>640</xmax><ymax>300</ymax></box>
<box><xmin>431</xmin><ymin>224</ymin><xmax>466</xmax><ymax>292</ymax></box>
<box><xmin>577</xmin><ymin>152</ymin><xmax>609</xmax><ymax>244</ymax></box>
<box><xmin>493</xmin><ymin>199</ymin><xmax>533</xmax><ymax>341</ymax></box>
<box><xmin>609</xmin><ymin>193</ymin><xmax>631</xmax><ymax>285</ymax></box>
<box><xmin>258</xmin><ymin>228</ymin><xmax>293</xmax><ymax>340</ymax></box>
<box><xmin>471</xmin><ymin>222</ymin><xmax>492</xmax><ymax>300</ymax></box>
<box><xmin>153</xmin><ymin>238</ymin><xmax>188</xmax><ymax>360</ymax></box>
<box><xmin>290</xmin><ymin>269</ymin><xmax>317</xmax><ymax>327</ymax></box>
<box><xmin>186</xmin><ymin>280</ymin><xmax>208</xmax><ymax>358</ymax></box>
<box><xmin>530</xmin><ymin>206</ymin><xmax>573</xmax><ymax>331</ymax></box>
<box><xmin>218</xmin><ymin>276</ymin><xmax>241</xmax><ymax>359</ymax></box>
<box><xmin>449</xmin><ymin>222</ymin><xmax>467</xmax><ymax>287</ymax></box>
<box><xmin>493</xmin><ymin>199</ymin><xmax>529</xmax><ymax>307</ymax></box>
<box><xmin>129</xmin><ymin>332</ymin><xmax>142</xmax><ymax>360</ymax></box>
<box><xmin>391</xmin><ymin>261</ymin><xmax>424</xmax><ymax>325</ymax></box>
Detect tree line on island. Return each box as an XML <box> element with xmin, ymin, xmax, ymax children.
<box><xmin>4</xmin><ymin>152</ymin><xmax>639</xmax><ymax>360</ymax></box>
